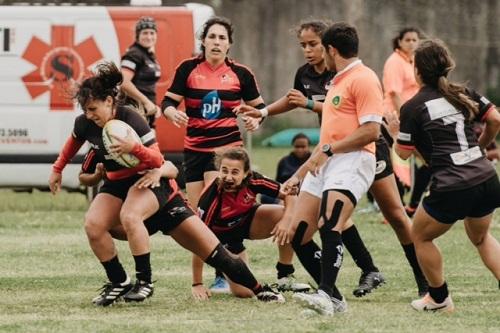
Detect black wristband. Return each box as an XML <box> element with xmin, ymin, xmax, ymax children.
<box><xmin>192</xmin><ymin>283</ymin><xmax>203</xmax><ymax>287</ymax></box>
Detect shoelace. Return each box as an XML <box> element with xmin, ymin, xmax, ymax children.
<box><xmin>131</xmin><ymin>280</ymin><xmax>155</xmax><ymax>293</ymax></box>
<box><xmin>96</xmin><ymin>282</ymin><xmax>114</xmax><ymax>295</ymax></box>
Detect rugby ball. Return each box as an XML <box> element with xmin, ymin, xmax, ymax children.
<box><xmin>102</xmin><ymin>119</ymin><xmax>142</xmax><ymax>168</ymax></box>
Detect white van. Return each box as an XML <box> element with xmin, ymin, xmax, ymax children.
<box><xmin>0</xmin><ymin>3</ymin><xmax>213</xmax><ymax>192</ymax></box>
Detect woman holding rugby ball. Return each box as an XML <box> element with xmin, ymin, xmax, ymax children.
<box><xmin>49</xmin><ymin>61</ymin><xmax>166</xmax><ymax>306</ymax></box>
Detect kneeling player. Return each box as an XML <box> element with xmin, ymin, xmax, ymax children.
<box><xmin>79</xmin><ymin>149</ymin><xmax>285</xmax><ymax>306</ymax></box>
<box><xmin>191</xmin><ymin>147</ymin><xmax>310</xmax><ymax>301</ymax></box>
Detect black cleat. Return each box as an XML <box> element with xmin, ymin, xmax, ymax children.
<box><xmin>256</xmin><ymin>284</ymin><xmax>285</xmax><ymax>303</ymax></box>
<box><xmin>92</xmin><ymin>278</ymin><xmax>132</xmax><ymax>307</ymax></box>
<box><xmin>353</xmin><ymin>271</ymin><xmax>385</xmax><ymax>297</ymax></box>
<box><xmin>123</xmin><ymin>280</ymin><xmax>154</xmax><ymax>302</ymax></box>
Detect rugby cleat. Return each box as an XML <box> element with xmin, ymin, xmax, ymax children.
<box><xmin>410</xmin><ymin>293</ymin><xmax>455</xmax><ymax>313</ymax></box>
<box><xmin>123</xmin><ymin>280</ymin><xmax>154</xmax><ymax>302</ymax></box>
<box><xmin>275</xmin><ymin>274</ymin><xmax>311</xmax><ymax>293</ymax></box>
<box><xmin>92</xmin><ymin>276</ymin><xmax>132</xmax><ymax>307</ymax></box>
<box><xmin>353</xmin><ymin>271</ymin><xmax>386</xmax><ymax>297</ymax></box>
<box><xmin>256</xmin><ymin>284</ymin><xmax>285</xmax><ymax>303</ymax></box>
<box><xmin>209</xmin><ymin>275</ymin><xmax>230</xmax><ymax>294</ymax></box>
<box><xmin>293</xmin><ymin>290</ymin><xmax>342</xmax><ymax>316</ymax></box>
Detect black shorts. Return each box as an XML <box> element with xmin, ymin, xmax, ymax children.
<box><xmin>212</xmin><ymin>205</ymin><xmax>259</xmax><ymax>246</ymax></box>
<box><xmin>99</xmin><ymin>175</ymin><xmax>173</xmax><ymax>210</ymax></box>
<box><xmin>144</xmin><ymin>193</ymin><xmax>195</xmax><ymax>235</ymax></box>
<box><xmin>374</xmin><ymin>137</ymin><xmax>394</xmax><ymax>181</ymax></box>
<box><xmin>422</xmin><ymin>175</ymin><xmax>500</xmax><ymax>224</ymax></box>
<box><xmin>183</xmin><ymin>149</ymin><xmax>217</xmax><ymax>183</ymax></box>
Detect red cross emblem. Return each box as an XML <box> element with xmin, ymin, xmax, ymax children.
<box><xmin>22</xmin><ymin>26</ymin><xmax>103</xmax><ymax>111</ymax></box>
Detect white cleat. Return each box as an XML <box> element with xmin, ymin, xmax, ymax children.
<box><xmin>410</xmin><ymin>293</ymin><xmax>455</xmax><ymax>313</ymax></box>
<box><xmin>276</xmin><ymin>275</ymin><xmax>311</xmax><ymax>293</ymax></box>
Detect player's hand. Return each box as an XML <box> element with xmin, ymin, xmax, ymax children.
<box><xmin>283</xmin><ymin>175</ymin><xmax>300</xmax><ymax>195</ymax></box>
<box><xmin>144</xmin><ymin>101</ymin><xmax>160</xmax><ymax>117</ymax></box>
<box><xmin>191</xmin><ymin>284</ymin><xmax>211</xmax><ymax>301</ymax></box>
<box><xmin>280</xmin><ymin>182</ymin><xmax>299</xmax><ymax>196</ymax></box>
<box><xmin>233</xmin><ymin>104</ymin><xmax>263</xmax><ymax>118</ymax></box>
<box><xmin>48</xmin><ymin>171</ymin><xmax>62</xmax><ymax>195</ymax></box>
<box><xmin>242</xmin><ymin>116</ymin><xmax>261</xmax><ymax>132</ymax></box>
<box><xmin>109</xmin><ymin>129</ymin><xmax>137</xmax><ymax>154</ymax></box>
<box><xmin>94</xmin><ymin>163</ymin><xmax>106</xmax><ymax>179</ymax></box>
<box><xmin>286</xmin><ymin>89</ymin><xmax>308</xmax><ymax>108</ymax></box>
<box><xmin>164</xmin><ymin>108</ymin><xmax>189</xmax><ymax>127</ymax></box>
<box><xmin>135</xmin><ymin>168</ymin><xmax>162</xmax><ymax>189</ymax></box>
<box><xmin>383</xmin><ymin>110</ymin><xmax>400</xmax><ymax>139</ymax></box>
<box><xmin>308</xmin><ymin>149</ymin><xmax>328</xmax><ymax>176</ymax></box>
<box><xmin>271</xmin><ymin>219</ymin><xmax>291</xmax><ymax>246</ymax></box>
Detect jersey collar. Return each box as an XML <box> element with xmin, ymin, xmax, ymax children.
<box><xmin>333</xmin><ymin>59</ymin><xmax>362</xmax><ymax>81</ymax></box>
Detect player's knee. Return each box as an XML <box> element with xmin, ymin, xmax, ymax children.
<box><xmin>470</xmin><ymin>234</ymin><xmax>486</xmax><ymax>247</ymax></box>
<box><xmin>84</xmin><ymin>216</ymin><xmax>106</xmax><ymax>240</ymax></box>
<box><xmin>319</xmin><ymin>196</ymin><xmax>345</xmax><ymax>231</ymax></box>
<box><xmin>119</xmin><ymin>210</ymin><xmax>142</xmax><ymax>231</ymax></box>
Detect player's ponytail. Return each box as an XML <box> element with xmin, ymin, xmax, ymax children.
<box><xmin>415</xmin><ymin>39</ymin><xmax>478</xmax><ymax>120</ymax></box>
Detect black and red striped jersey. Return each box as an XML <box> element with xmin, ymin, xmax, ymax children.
<box><xmin>167</xmin><ymin>57</ymin><xmax>261</xmax><ymax>152</ymax></box>
<box><xmin>198</xmin><ymin>171</ymin><xmax>280</xmax><ymax>232</ymax></box>
<box><xmin>397</xmin><ymin>86</ymin><xmax>496</xmax><ymax>191</ymax></box>
<box><xmin>73</xmin><ymin>106</ymin><xmax>156</xmax><ymax>175</ymax></box>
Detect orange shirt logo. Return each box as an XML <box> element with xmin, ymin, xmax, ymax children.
<box><xmin>332</xmin><ymin>95</ymin><xmax>341</xmax><ymax>107</ymax></box>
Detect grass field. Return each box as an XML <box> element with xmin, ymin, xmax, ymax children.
<box><xmin>0</xmin><ymin>147</ymin><xmax>499</xmax><ymax>333</ymax></box>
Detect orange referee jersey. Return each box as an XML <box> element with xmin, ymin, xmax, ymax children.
<box><xmin>320</xmin><ymin>60</ymin><xmax>384</xmax><ymax>154</ymax></box>
<box><xmin>382</xmin><ymin>49</ymin><xmax>419</xmax><ymax>112</ymax></box>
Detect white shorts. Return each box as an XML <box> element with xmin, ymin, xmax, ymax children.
<box><xmin>300</xmin><ymin>151</ymin><xmax>376</xmax><ymax>203</ymax></box>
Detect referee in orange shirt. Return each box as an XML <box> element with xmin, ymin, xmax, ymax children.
<box><xmin>285</xmin><ymin>22</ymin><xmax>384</xmax><ymax>316</ymax></box>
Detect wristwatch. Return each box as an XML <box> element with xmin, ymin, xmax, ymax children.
<box><xmin>321</xmin><ymin>143</ymin><xmax>333</xmax><ymax>157</ymax></box>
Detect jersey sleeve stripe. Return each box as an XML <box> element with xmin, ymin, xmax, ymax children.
<box><xmin>359</xmin><ymin>114</ymin><xmax>383</xmax><ymax>124</ymax></box>
<box><xmin>121</xmin><ymin>59</ymin><xmax>137</xmax><ymax>71</ymax></box>
<box><xmin>249</xmin><ymin>179</ymin><xmax>280</xmax><ymax>191</ymax></box>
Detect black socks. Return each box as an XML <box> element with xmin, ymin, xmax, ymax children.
<box><xmin>101</xmin><ymin>255</ymin><xmax>127</xmax><ymax>284</ymax></box>
<box><xmin>133</xmin><ymin>252</ymin><xmax>152</xmax><ymax>283</ymax></box>
<box><xmin>318</xmin><ymin>229</ymin><xmax>343</xmax><ymax>299</ymax></box>
<box><xmin>429</xmin><ymin>282</ymin><xmax>449</xmax><ymax>303</ymax></box>
<box><xmin>342</xmin><ymin>225</ymin><xmax>378</xmax><ymax>273</ymax></box>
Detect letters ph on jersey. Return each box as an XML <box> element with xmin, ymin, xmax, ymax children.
<box><xmin>201</xmin><ymin>90</ymin><xmax>222</xmax><ymax>119</ymax></box>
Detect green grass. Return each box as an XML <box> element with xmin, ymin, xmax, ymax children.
<box><xmin>0</xmin><ymin>147</ymin><xmax>499</xmax><ymax>333</ymax></box>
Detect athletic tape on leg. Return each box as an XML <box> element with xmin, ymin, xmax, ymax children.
<box><xmin>320</xmin><ymin>191</ymin><xmax>344</xmax><ymax>230</ymax></box>
<box><xmin>291</xmin><ymin>221</ymin><xmax>308</xmax><ymax>248</ymax></box>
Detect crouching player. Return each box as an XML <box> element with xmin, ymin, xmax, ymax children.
<box><xmin>79</xmin><ymin>149</ymin><xmax>285</xmax><ymax>305</ymax></box>
<box><xmin>191</xmin><ymin>147</ymin><xmax>310</xmax><ymax>301</ymax></box>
